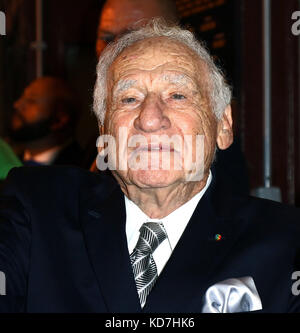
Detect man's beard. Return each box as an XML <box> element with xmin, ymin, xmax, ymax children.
<box><xmin>8</xmin><ymin>118</ymin><xmax>53</xmax><ymax>143</ymax></box>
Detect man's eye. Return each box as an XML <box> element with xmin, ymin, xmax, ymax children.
<box><xmin>121</xmin><ymin>97</ymin><xmax>136</xmax><ymax>104</ymax></box>
<box><xmin>172</xmin><ymin>93</ymin><xmax>186</xmax><ymax>100</ymax></box>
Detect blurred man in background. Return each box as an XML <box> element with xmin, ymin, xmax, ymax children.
<box><xmin>9</xmin><ymin>76</ymin><xmax>83</xmax><ymax>166</ymax></box>
<box><xmin>96</xmin><ymin>0</ymin><xmax>178</xmax><ymax>58</ymax></box>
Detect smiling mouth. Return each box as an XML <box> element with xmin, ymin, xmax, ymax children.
<box><xmin>133</xmin><ymin>143</ymin><xmax>177</xmax><ymax>154</ymax></box>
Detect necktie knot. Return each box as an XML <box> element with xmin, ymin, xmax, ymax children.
<box><xmin>135</xmin><ymin>222</ymin><xmax>167</xmax><ymax>255</ymax></box>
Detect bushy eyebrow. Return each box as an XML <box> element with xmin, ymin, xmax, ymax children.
<box><xmin>161</xmin><ymin>73</ymin><xmax>195</xmax><ymax>87</ymax></box>
<box><xmin>114</xmin><ymin>79</ymin><xmax>138</xmax><ymax>96</ymax></box>
<box><xmin>112</xmin><ymin>74</ymin><xmax>198</xmax><ymax>100</ymax></box>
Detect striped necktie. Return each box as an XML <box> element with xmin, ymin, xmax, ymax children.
<box><xmin>130</xmin><ymin>222</ymin><xmax>167</xmax><ymax>308</ymax></box>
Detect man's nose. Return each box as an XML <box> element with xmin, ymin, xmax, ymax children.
<box><xmin>133</xmin><ymin>95</ymin><xmax>171</xmax><ymax>133</ymax></box>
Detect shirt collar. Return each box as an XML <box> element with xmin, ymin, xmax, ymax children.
<box><xmin>125</xmin><ymin>171</ymin><xmax>212</xmax><ymax>252</ymax></box>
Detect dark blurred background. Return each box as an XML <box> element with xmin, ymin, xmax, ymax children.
<box><xmin>0</xmin><ymin>0</ymin><xmax>299</xmax><ymax>206</ymax></box>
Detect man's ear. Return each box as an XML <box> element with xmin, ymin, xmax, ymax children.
<box><xmin>99</xmin><ymin>124</ymin><xmax>105</xmax><ymax>136</ymax></box>
<box><xmin>216</xmin><ymin>105</ymin><xmax>233</xmax><ymax>150</ymax></box>
<box><xmin>50</xmin><ymin>110</ymin><xmax>70</xmax><ymax>131</ymax></box>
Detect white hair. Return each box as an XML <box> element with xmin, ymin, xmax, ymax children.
<box><xmin>93</xmin><ymin>18</ymin><xmax>232</xmax><ymax>125</ymax></box>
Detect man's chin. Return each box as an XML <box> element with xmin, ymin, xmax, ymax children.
<box><xmin>126</xmin><ymin>169</ymin><xmax>184</xmax><ymax>189</ymax></box>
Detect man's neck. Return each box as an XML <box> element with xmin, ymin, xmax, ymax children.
<box><xmin>23</xmin><ymin>144</ymin><xmax>63</xmax><ymax>165</ymax></box>
<box><xmin>23</xmin><ymin>138</ymin><xmax>72</xmax><ymax>164</ymax></box>
<box><xmin>119</xmin><ymin>172</ymin><xmax>210</xmax><ymax>219</ymax></box>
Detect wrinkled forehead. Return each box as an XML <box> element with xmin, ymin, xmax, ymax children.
<box><xmin>109</xmin><ymin>37</ymin><xmax>208</xmax><ymax>84</ymax></box>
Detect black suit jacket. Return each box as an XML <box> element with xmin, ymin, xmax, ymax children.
<box><xmin>0</xmin><ymin>166</ymin><xmax>299</xmax><ymax>313</ymax></box>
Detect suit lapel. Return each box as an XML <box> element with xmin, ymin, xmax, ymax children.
<box><xmin>143</xmin><ymin>173</ymin><xmax>241</xmax><ymax>312</ymax></box>
<box><xmin>79</xmin><ymin>170</ymin><xmax>240</xmax><ymax>313</ymax></box>
<box><xmin>80</xmin><ymin>173</ymin><xmax>141</xmax><ymax>313</ymax></box>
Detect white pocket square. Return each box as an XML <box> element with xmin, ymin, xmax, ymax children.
<box><xmin>202</xmin><ymin>276</ymin><xmax>262</xmax><ymax>313</ymax></box>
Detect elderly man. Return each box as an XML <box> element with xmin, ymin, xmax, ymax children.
<box><xmin>86</xmin><ymin>0</ymin><xmax>250</xmax><ymax>195</ymax></box>
<box><xmin>0</xmin><ymin>20</ymin><xmax>299</xmax><ymax>313</ymax></box>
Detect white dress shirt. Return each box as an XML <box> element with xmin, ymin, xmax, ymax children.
<box><xmin>125</xmin><ymin>171</ymin><xmax>212</xmax><ymax>276</ymax></box>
